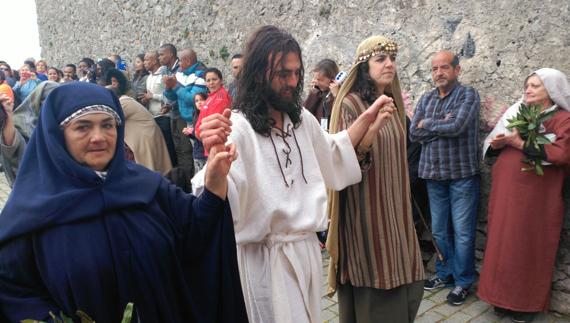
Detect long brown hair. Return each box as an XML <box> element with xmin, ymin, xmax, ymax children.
<box><xmin>233</xmin><ymin>25</ymin><xmax>304</xmax><ymax>136</ymax></box>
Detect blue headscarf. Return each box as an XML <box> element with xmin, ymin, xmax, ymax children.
<box><xmin>0</xmin><ymin>82</ymin><xmax>162</xmax><ymax>244</ymax></box>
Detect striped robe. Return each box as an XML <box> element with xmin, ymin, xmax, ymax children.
<box><xmin>337</xmin><ymin>93</ymin><xmax>424</xmax><ymax>289</ymax></box>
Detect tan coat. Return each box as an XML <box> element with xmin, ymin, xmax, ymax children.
<box><xmin>119</xmin><ymin>96</ymin><xmax>172</xmax><ymax>175</ymax></box>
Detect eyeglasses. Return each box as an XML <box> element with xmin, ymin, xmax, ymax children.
<box><xmin>0</xmin><ymin>67</ymin><xmax>7</xmax><ymax>71</ymax></box>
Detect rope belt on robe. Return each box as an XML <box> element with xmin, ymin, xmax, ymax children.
<box><xmin>238</xmin><ymin>232</ymin><xmax>320</xmax><ymax>323</ymax></box>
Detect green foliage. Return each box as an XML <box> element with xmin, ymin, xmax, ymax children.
<box><xmin>22</xmin><ymin>302</ymin><xmax>134</xmax><ymax>323</ymax></box>
<box><xmin>506</xmin><ymin>103</ymin><xmax>557</xmax><ymax>175</ymax></box>
<box><xmin>219</xmin><ymin>46</ymin><xmax>230</xmax><ymax>62</ymax></box>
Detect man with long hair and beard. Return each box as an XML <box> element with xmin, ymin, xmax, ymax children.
<box><xmin>194</xmin><ymin>25</ymin><xmax>397</xmax><ymax>323</ymax></box>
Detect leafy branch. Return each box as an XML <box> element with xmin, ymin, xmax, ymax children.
<box><xmin>506</xmin><ymin>103</ymin><xmax>557</xmax><ymax>175</ymax></box>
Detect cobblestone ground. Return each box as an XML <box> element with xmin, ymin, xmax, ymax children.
<box><xmin>0</xmin><ymin>174</ymin><xmax>567</xmax><ymax>323</ymax></box>
<box><xmin>320</xmin><ymin>250</ymin><xmax>570</xmax><ymax>323</ymax></box>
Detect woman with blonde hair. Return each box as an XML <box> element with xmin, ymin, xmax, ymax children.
<box><xmin>327</xmin><ymin>35</ymin><xmax>425</xmax><ymax>322</ymax></box>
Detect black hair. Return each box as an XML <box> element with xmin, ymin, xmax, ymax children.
<box><xmin>194</xmin><ymin>92</ymin><xmax>208</xmax><ymax>101</ymax></box>
<box><xmin>134</xmin><ymin>54</ymin><xmax>149</xmax><ymax>78</ymax></box>
<box><xmin>191</xmin><ymin>92</ymin><xmax>209</xmax><ymax>127</ymax></box>
<box><xmin>97</xmin><ymin>58</ymin><xmax>116</xmax><ymax>84</ymax></box>
<box><xmin>23</xmin><ymin>61</ymin><xmax>36</xmax><ymax>72</ymax></box>
<box><xmin>160</xmin><ymin>43</ymin><xmax>177</xmax><ymax>58</ymax></box>
<box><xmin>313</xmin><ymin>59</ymin><xmax>339</xmax><ymax>80</ymax></box>
<box><xmin>234</xmin><ymin>25</ymin><xmax>304</xmax><ymax>136</ymax></box>
<box><xmin>105</xmin><ymin>68</ymin><xmax>128</xmax><ymax>95</ymax></box>
<box><xmin>204</xmin><ymin>67</ymin><xmax>223</xmax><ymax>80</ymax></box>
<box><xmin>350</xmin><ymin>61</ymin><xmax>380</xmax><ymax>105</ymax></box>
<box><xmin>231</xmin><ymin>53</ymin><xmax>243</xmax><ymax>60</ymax></box>
<box><xmin>79</xmin><ymin>57</ymin><xmax>95</xmax><ymax>67</ymax></box>
<box><xmin>0</xmin><ymin>70</ymin><xmax>5</xmax><ymax>82</ymax></box>
<box><xmin>65</xmin><ymin>64</ymin><xmax>77</xmax><ymax>71</ymax></box>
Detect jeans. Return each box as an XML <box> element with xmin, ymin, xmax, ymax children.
<box><xmin>426</xmin><ymin>175</ymin><xmax>479</xmax><ymax>288</ymax></box>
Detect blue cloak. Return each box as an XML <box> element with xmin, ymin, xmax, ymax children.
<box><xmin>0</xmin><ymin>82</ymin><xmax>248</xmax><ymax>323</ymax></box>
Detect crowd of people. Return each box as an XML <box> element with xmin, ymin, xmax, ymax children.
<box><xmin>0</xmin><ymin>24</ymin><xmax>568</xmax><ymax>323</ymax></box>
<box><xmin>0</xmin><ymin>46</ymin><xmax>244</xmax><ymax>190</ymax></box>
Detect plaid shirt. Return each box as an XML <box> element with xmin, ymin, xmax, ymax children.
<box><xmin>410</xmin><ymin>82</ymin><xmax>480</xmax><ymax>180</ymax></box>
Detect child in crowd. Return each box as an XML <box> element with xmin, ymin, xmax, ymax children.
<box><xmin>183</xmin><ymin>92</ymin><xmax>208</xmax><ymax>174</ymax></box>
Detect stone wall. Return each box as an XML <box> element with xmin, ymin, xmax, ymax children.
<box><xmin>35</xmin><ymin>0</ymin><xmax>570</xmax><ymax>314</ymax></box>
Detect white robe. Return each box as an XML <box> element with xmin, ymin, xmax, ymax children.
<box><xmin>193</xmin><ymin>109</ymin><xmax>361</xmax><ymax>323</ymax></box>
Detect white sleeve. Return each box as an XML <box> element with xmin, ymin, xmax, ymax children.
<box><xmin>305</xmin><ymin>110</ymin><xmax>362</xmax><ymax>190</ymax></box>
<box><xmin>482</xmin><ymin>100</ymin><xmax>520</xmax><ymax>159</ymax></box>
<box><xmin>191</xmin><ymin>113</ymin><xmax>248</xmax><ymax>225</ymax></box>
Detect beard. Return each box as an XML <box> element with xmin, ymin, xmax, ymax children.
<box><xmin>262</xmin><ymin>84</ymin><xmax>301</xmax><ymax>114</ymax></box>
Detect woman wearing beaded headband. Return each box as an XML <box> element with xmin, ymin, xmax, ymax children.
<box><xmin>326</xmin><ymin>35</ymin><xmax>425</xmax><ymax>322</ymax></box>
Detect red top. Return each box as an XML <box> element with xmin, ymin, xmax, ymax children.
<box><xmin>195</xmin><ymin>86</ymin><xmax>232</xmax><ymax>154</ymax></box>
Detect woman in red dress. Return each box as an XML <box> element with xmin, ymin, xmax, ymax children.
<box><xmin>478</xmin><ymin>68</ymin><xmax>570</xmax><ymax>323</ymax></box>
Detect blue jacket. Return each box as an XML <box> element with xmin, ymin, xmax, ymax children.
<box><xmin>164</xmin><ymin>62</ymin><xmax>208</xmax><ymax>124</ymax></box>
<box><xmin>13</xmin><ymin>79</ymin><xmax>42</xmax><ymax>102</ymax></box>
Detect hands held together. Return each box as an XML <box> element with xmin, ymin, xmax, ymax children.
<box><xmin>347</xmin><ymin>95</ymin><xmax>396</xmax><ymax>152</ymax></box>
<box><xmin>199</xmin><ymin>109</ymin><xmax>238</xmax><ymax>199</ymax></box>
<box><xmin>490</xmin><ymin>129</ymin><xmax>524</xmax><ymax>151</ymax></box>
<box><xmin>365</xmin><ymin>95</ymin><xmax>396</xmax><ymax>132</ymax></box>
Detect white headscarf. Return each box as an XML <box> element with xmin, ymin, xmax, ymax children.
<box><xmin>534</xmin><ymin>68</ymin><xmax>570</xmax><ymax>111</ymax></box>
<box><xmin>482</xmin><ymin>68</ymin><xmax>570</xmax><ymax>157</ymax></box>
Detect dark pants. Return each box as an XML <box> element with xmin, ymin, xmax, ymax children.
<box><xmin>338</xmin><ymin>281</ymin><xmax>424</xmax><ymax>323</ymax></box>
<box><xmin>154</xmin><ymin>115</ymin><xmax>177</xmax><ymax>167</ymax></box>
<box><xmin>171</xmin><ymin>115</ymin><xmax>194</xmax><ymax>181</ymax></box>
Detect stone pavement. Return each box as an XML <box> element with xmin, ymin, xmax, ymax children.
<box><xmin>320</xmin><ymin>250</ymin><xmax>570</xmax><ymax>323</ymax></box>
<box><xmin>0</xmin><ymin>173</ymin><xmax>567</xmax><ymax>323</ymax></box>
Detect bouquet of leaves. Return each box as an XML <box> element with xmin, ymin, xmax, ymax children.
<box><xmin>22</xmin><ymin>302</ymin><xmax>133</xmax><ymax>323</ymax></box>
<box><xmin>506</xmin><ymin>103</ymin><xmax>557</xmax><ymax>175</ymax></box>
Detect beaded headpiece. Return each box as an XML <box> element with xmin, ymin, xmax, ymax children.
<box><xmin>330</xmin><ymin>35</ymin><xmax>406</xmax><ymax>137</ymax></box>
<box><xmin>60</xmin><ymin>104</ymin><xmax>122</xmax><ymax>128</ymax></box>
<box><xmin>355</xmin><ymin>39</ymin><xmax>398</xmax><ymax>63</ymax></box>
